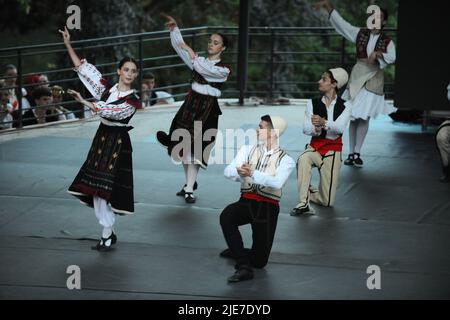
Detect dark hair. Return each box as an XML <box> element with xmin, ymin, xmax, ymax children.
<box><xmin>325</xmin><ymin>70</ymin><xmax>338</xmax><ymax>92</ymax></box>
<box><xmin>118</xmin><ymin>57</ymin><xmax>138</xmax><ymax>70</ymax></box>
<box><xmin>214</xmin><ymin>32</ymin><xmax>229</xmax><ymax>50</ymax></box>
<box><xmin>261</xmin><ymin>115</ymin><xmax>274</xmax><ymax>128</ymax></box>
<box><xmin>33</xmin><ymin>86</ymin><xmax>52</xmax><ymax>100</ymax></box>
<box><xmin>4</xmin><ymin>64</ymin><xmax>17</xmax><ymax>74</ymax></box>
<box><xmin>380</xmin><ymin>7</ymin><xmax>389</xmax><ymax>22</ymax></box>
<box><xmin>143</xmin><ymin>71</ymin><xmax>155</xmax><ymax>80</ymax></box>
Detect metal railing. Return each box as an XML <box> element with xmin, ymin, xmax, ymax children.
<box><xmin>0</xmin><ymin>26</ymin><xmax>397</xmax><ymax>129</ymax></box>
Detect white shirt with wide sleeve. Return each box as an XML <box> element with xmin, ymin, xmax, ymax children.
<box><xmin>303</xmin><ymin>97</ymin><xmax>352</xmax><ymax>140</ymax></box>
<box><xmin>224</xmin><ymin>145</ymin><xmax>295</xmax><ymax>190</ymax></box>
<box><xmin>329</xmin><ymin>9</ymin><xmax>396</xmax><ymax>69</ymax></box>
<box><xmin>75</xmin><ymin>60</ymin><xmax>136</xmax><ymax>123</ymax></box>
<box><xmin>170</xmin><ymin>27</ymin><xmax>230</xmax><ymax>97</ymax></box>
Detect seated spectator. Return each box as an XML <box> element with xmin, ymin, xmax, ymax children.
<box><xmin>38</xmin><ymin>74</ymin><xmax>50</xmax><ymax>87</ymax></box>
<box><xmin>30</xmin><ymin>86</ymin><xmax>53</xmax><ymax>125</ymax></box>
<box><xmin>3</xmin><ymin>64</ymin><xmax>31</xmax><ymax>124</ymax></box>
<box><xmin>0</xmin><ymin>81</ymin><xmax>14</xmax><ymax>129</ymax></box>
<box><xmin>142</xmin><ymin>71</ymin><xmax>174</xmax><ymax>107</ymax></box>
<box><xmin>50</xmin><ymin>85</ymin><xmax>76</xmax><ymax>121</ymax></box>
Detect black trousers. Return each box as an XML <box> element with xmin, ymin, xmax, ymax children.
<box><xmin>220</xmin><ymin>197</ymin><xmax>280</xmax><ymax>269</ymax></box>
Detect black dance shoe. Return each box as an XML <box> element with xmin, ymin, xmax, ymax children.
<box><xmin>185</xmin><ymin>192</ymin><xmax>196</xmax><ymax>204</ymax></box>
<box><xmin>344</xmin><ymin>153</ymin><xmax>354</xmax><ymax>166</ymax></box>
<box><xmin>176</xmin><ymin>182</ymin><xmax>198</xmax><ymax>196</ymax></box>
<box><xmin>353</xmin><ymin>153</ymin><xmax>364</xmax><ymax>167</ymax></box>
<box><xmin>91</xmin><ymin>232</ymin><xmax>117</xmax><ymax>252</ymax></box>
<box><xmin>227</xmin><ymin>266</ymin><xmax>254</xmax><ymax>283</ymax></box>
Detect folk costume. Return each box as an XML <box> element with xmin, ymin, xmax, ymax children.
<box><xmin>291</xmin><ymin>68</ymin><xmax>351</xmax><ymax>215</ymax></box>
<box><xmin>156</xmin><ymin>27</ymin><xmax>230</xmax><ymax>203</ymax></box>
<box><xmin>220</xmin><ymin>116</ymin><xmax>295</xmax><ymax>282</ymax></box>
<box><xmin>329</xmin><ymin>9</ymin><xmax>396</xmax><ymax>166</ymax></box>
<box><xmin>67</xmin><ymin>60</ymin><xmax>139</xmax><ymax>250</ymax></box>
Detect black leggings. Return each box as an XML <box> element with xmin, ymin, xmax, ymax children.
<box><xmin>220</xmin><ymin>198</ymin><xmax>279</xmax><ymax>269</ymax></box>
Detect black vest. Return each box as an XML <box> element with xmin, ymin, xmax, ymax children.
<box><xmin>99</xmin><ymin>88</ymin><xmax>139</xmax><ymax>125</ymax></box>
<box><xmin>191</xmin><ymin>61</ymin><xmax>229</xmax><ymax>90</ymax></box>
<box><xmin>312</xmin><ymin>97</ymin><xmax>346</xmax><ymax>139</ymax></box>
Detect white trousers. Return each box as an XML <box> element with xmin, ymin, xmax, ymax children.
<box><xmin>93</xmin><ymin>196</ymin><xmax>115</xmax><ymax>228</ymax></box>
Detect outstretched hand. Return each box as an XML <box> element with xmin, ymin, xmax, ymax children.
<box><xmin>161</xmin><ymin>13</ymin><xmax>177</xmax><ymax>31</ymax></box>
<box><xmin>67</xmin><ymin>89</ymin><xmax>84</xmax><ymax>103</ymax></box>
<box><xmin>313</xmin><ymin>0</ymin><xmax>333</xmax><ymax>13</ymax></box>
<box><xmin>58</xmin><ymin>26</ymin><xmax>71</xmax><ymax>45</ymax></box>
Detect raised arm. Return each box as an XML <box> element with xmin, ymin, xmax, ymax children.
<box><xmin>315</xmin><ymin>0</ymin><xmax>359</xmax><ymax>43</ymax></box>
<box><xmin>161</xmin><ymin>13</ymin><xmax>194</xmax><ymax>69</ymax></box>
<box><xmin>59</xmin><ymin>27</ymin><xmax>106</xmax><ymax>99</ymax></box>
<box><xmin>59</xmin><ymin>26</ymin><xmax>81</xmax><ymax>68</ymax></box>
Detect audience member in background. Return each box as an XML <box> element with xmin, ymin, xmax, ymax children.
<box><xmin>142</xmin><ymin>71</ymin><xmax>174</xmax><ymax>107</ymax></box>
<box><xmin>0</xmin><ymin>81</ymin><xmax>14</xmax><ymax>129</ymax></box>
<box><xmin>39</xmin><ymin>74</ymin><xmax>50</xmax><ymax>87</ymax></box>
<box><xmin>3</xmin><ymin>64</ymin><xmax>31</xmax><ymax>126</ymax></box>
<box><xmin>49</xmin><ymin>85</ymin><xmax>76</xmax><ymax>121</ymax></box>
<box><xmin>31</xmin><ymin>86</ymin><xmax>53</xmax><ymax>125</ymax></box>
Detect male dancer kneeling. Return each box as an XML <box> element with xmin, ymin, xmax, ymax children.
<box><xmin>220</xmin><ymin>115</ymin><xmax>295</xmax><ymax>282</ymax></box>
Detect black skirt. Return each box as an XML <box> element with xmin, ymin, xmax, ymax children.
<box><xmin>167</xmin><ymin>90</ymin><xmax>222</xmax><ymax>168</ymax></box>
<box><xmin>68</xmin><ymin>123</ymin><xmax>134</xmax><ymax>215</ymax></box>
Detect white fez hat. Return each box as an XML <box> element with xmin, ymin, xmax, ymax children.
<box><xmin>264</xmin><ymin>115</ymin><xmax>287</xmax><ymax>136</ymax></box>
<box><xmin>328</xmin><ymin>67</ymin><xmax>349</xmax><ymax>89</ymax></box>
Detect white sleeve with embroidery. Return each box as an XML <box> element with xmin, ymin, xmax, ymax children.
<box><xmin>93</xmin><ymin>101</ymin><xmax>135</xmax><ymax>120</ymax></box>
<box><xmin>193</xmin><ymin>57</ymin><xmax>230</xmax><ymax>82</ymax></box>
<box><xmin>74</xmin><ymin>60</ymin><xmax>107</xmax><ymax>100</ymax></box>
<box><xmin>329</xmin><ymin>9</ymin><xmax>360</xmax><ymax>43</ymax></box>
<box><xmin>378</xmin><ymin>40</ymin><xmax>396</xmax><ymax>69</ymax></box>
<box><xmin>170</xmin><ymin>27</ymin><xmax>194</xmax><ymax>70</ymax></box>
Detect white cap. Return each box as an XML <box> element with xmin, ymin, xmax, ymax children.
<box><xmin>266</xmin><ymin>115</ymin><xmax>287</xmax><ymax>137</ymax></box>
<box><xmin>329</xmin><ymin>67</ymin><xmax>349</xmax><ymax>89</ymax></box>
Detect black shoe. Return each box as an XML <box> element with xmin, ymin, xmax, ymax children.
<box><xmin>227</xmin><ymin>266</ymin><xmax>254</xmax><ymax>283</ymax></box>
<box><xmin>156</xmin><ymin>131</ymin><xmax>170</xmax><ymax>148</ymax></box>
<box><xmin>290</xmin><ymin>204</ymin><xmax>310</xmax><ymax>216</ymax></box>
<box><xmin>220</xmin><ymin>248</ymin><xmax>251</xmax><ymax>260</ymax></box>
<box><xmin>185</xmin><ymin>192</ymin><xmax>196</xmax><ymax>203</ymax></box>
<box><xmin>344</xmin><ymin>154</ymin><xmax>354</xmax><ymax>166</ymax></box>
<box><xmin>91</xmin><ymin>232</ymin><xmax>116</xmax><ymax>252</ymax></box>
<box><xmin>176</xmin><ymin>182</ymin><xmax>198</xmax><ymax>196</ymax></box>
<box><xmin>353</xmin><ymin>153</ymin><xmax>363</xmax><ymax>167</ymax></box>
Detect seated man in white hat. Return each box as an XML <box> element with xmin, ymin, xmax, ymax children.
<box><xmin>220</xmin><ymin>115</ymin><xmax>295</xmax><ymax>282</ymax></box>
<box><xmin>291</xmin><ymin>67</ymin><xmax>351</xmax><ymax>215</ymax></box>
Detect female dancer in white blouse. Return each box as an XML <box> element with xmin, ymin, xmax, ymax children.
<box><xmin>59</xmin><ymin>27</ymin><xmax>140</xmax><ymax>251</ymax></box>
<box><xmin>157</xmin><ymin>14</ymin><xmax>231</xmax><ymax>203</ymax></box>
<box><xmin>316</xmin><ymin>0</ymin><xmax>397</xmax><ymax>167</ymax></box>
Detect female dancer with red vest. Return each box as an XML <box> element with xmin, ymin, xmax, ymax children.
<box><xmin>315</xmin><ymin>0</ymin><xmax>397</xmax><ymax>167</ymax></box>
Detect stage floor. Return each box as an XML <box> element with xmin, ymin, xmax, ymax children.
<box><xmin>1</xmin><ymin>101</ymin><xmax>449</xmax><ymax>299</ymax></box>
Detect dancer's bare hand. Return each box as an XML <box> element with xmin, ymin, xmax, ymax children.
<box><xmin>311</xmin><ymin>115</ymin><xmax>325</xmax><ymax>127</ymax></box>
<box><xmin>161</xmin><ymin>13</ymin><xmax>177</xmax><ymax>31</ymax></box>
<box><xmin>58</xmin><ymin>26</ymin><xmax>71</xmax><ymax>45</ymax></box>
<box><xmin>237</xmin><ymin>164</ymin><xmax>252</xmax><ymax>177</ymax></box>
<box><xmin>314</xmin><ymin>0</ymin><xmax>333</xmax><ymax>13</ymax></box>
<box><xmin>67</xmin><ymin>89</ymin><xmax>83</xmax><ymax>103</ymax></box>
